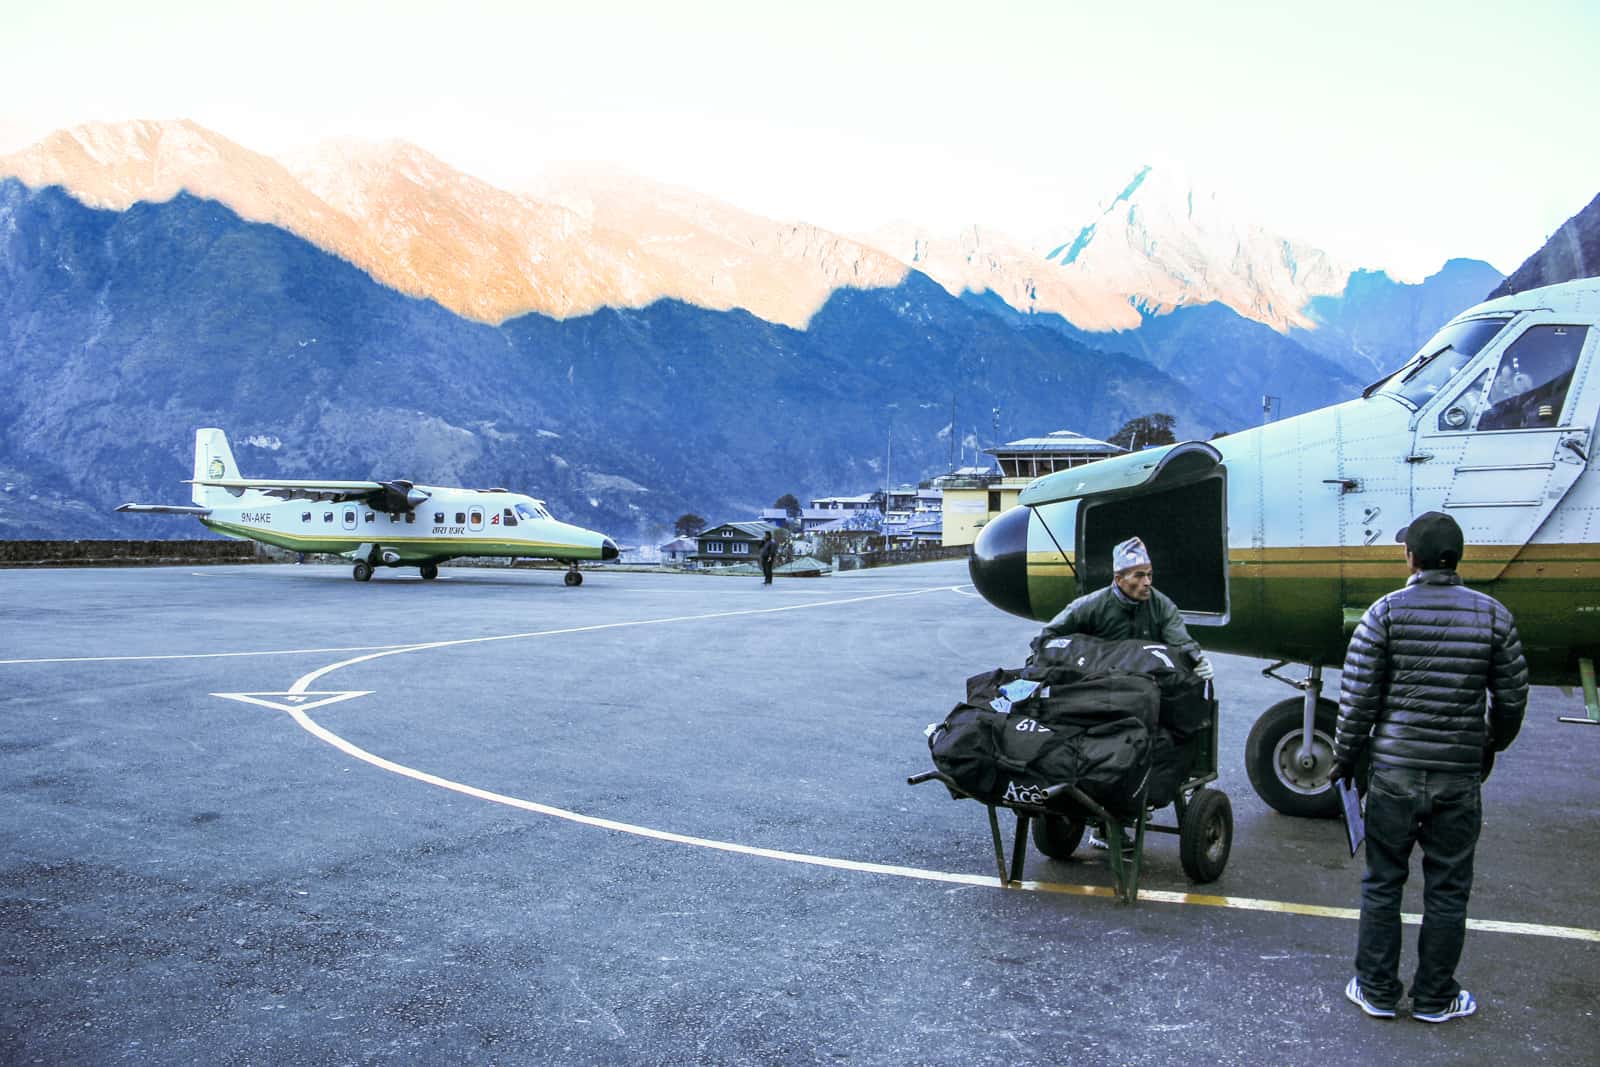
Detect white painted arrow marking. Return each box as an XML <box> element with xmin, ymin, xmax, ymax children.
<box><xmin>212</xmin><ymin>691</ymin><xmax>374</xmax><ymax>713</ymax></box>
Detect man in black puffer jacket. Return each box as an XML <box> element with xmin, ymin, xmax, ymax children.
<box><xmin>1331</xmin><ymin>511</ymin><xmax>1527</xmax><ymax>1025</ymax></box>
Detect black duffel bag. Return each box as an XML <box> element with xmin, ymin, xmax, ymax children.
<box><xmin>928</xmin><ymin>699</ymin><xmax>1151</xmax><ymax>811</ymax></box>
<box><xmin>1025</xmin><ymin>634</ymin><xmax>1210</xmax><ymax>741</ymax></box>
<box><xmin>1030</xmin><ymin>671</ymin><xmax>1161</xmax><ymax>732</ymax></box>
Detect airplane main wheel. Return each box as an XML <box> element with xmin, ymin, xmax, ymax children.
<box><xmin>1031</xmin><ymin>813</ymin><xmax>1086</xmax><ymax>860</ymax></box>
<box><xmin>564</xmin><ymin>570</ymin><xmax>583</xmax><ymax>587</ymax></box>
<box><xmin>352</xmin><ymin>561</ymin><xmax>373</xmax><ymax>582</ymax></box>
<box><xmin>420</xmin><ymin>562</ymin><xmax>438</xmax><ymax>581</ymax></box>
<box><xmin>1179</xmin><ymin>788</ymin><xmax>1233</xmax><ymax>883</ymax></box>
<box><xmin>1245</xmin><ymin>696</ymin><xmax>1367</xmax><ymax>818</ymax></box>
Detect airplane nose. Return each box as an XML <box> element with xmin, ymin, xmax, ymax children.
<box><xmin>601</xmin><ymin>537</ymin><xmax>619</xmax><ymax>561</ymax></box>
<box><xmin>969</xmin><ymin>505</ymin><xmax>1033</xmax><ymax>619</ymax></box>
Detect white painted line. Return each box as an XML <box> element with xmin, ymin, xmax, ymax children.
<box><xmin>286</xmin><ymin>702</ymin><xmax>1600</xmax><ymax>944</ymax></box>
<box><xmin>281</xmin><ymin>586</ymin><xmax>961</xmax><ymax>694</ymax></box>
<box><xmin>0</xmin><ymin>643</ymin><xmax>421</xmax><ymax>666</ymax></box>
<box><xmin>0</xmin><ymin>585</ymin><xmax>967</xmax><ymax>668</ymax></box>
<box><xmin>213</xmin><ymin>691</ymin><xmax>375</xmax><ymax>713</ymax></box>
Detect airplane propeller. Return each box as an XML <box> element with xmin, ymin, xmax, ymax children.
<box><xmin>376</xmin><ymin>480</ymin><xmax>430</xmax><ymax>513</ymax></box>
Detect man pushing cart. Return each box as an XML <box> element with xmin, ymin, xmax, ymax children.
<box><xmin>910</xmin><ymin>534</ymin><xmax>1233</xmax><ymax>902</ymax></box>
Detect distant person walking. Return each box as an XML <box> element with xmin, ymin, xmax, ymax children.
<box><xmin>1331</xmin><ymin>511</ymin><xmax>1528</xmax><ymax>1024</ymax></box>
<box><xmin>759</xmin><ymin>531</ymin><xmax>778</xmax><ymax>585</ymax></box>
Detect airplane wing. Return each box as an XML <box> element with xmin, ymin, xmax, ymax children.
<box><xmin>116</xmin><ymin>503</ymin><xmax>213</xmax><ymax>515</ymax></box>
<box><xmin>184</xmin><ymin>478</ymin><xmax>429</xmax><ymax>509</ymax></box>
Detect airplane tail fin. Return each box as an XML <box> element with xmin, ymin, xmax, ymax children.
<box><xmin>192</xmin><ymin>428</ymin><xmax>242</xmax><ymax>506</ymax></box>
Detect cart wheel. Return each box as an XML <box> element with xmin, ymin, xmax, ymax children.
<box><xmin>1179</xmin><ymin>788</ymin><xmax>1232</xmax><ymax>883</ymax></box>
<box><xmin>1031</xmin><ymin>813</ymin><xmax>1086</xmax><ymax>860</ymax></box>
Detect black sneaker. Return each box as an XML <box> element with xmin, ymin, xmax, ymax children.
<box><xmin>1413</xmin><ymin>990</ymin><xmax>1476</xmax><ymax>1023</ymax></box>
<box><xmin>1344</xmin><ymin>977</ymin><xmax>1397</xmax><ymax>1019</ymax></box>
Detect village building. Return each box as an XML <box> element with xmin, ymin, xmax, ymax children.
<box><xmin>693</xmin><ymin>520</ymin><xmax>779</xmax><ymax>564</ymax></box>
<box><xmin>940</xmin><ymin>430</ymin><xmax>1124</xmax><ymax>547</ymax></box>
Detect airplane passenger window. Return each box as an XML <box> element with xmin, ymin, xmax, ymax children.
<box><xmin>324</xmin><ymin>512</ymin><xmax>334</xmax><ymax>523</ymax></box>
<box><xmin>455</xmin><ymin>512</ymin><xmax>466</xmax><ymax>524</ymax></box>
<box><xmin>434</xmin><ymin>512</ymin><xmax>445</xmax><ymax>523</ymax></box>
<box><xmin>1477</xmin><ymin>325</ymin><xmax>1589</xmax><ymax>431</ymax></box>
<box><xmin>301</xmin><ymin>512</ymin><xmax>311</xmax><ymax>523</ymax></box>
<box><xmin>365</xmin><ymin>513</ymin><xmax>375</xmax><ymax>523</ymax></box>
<box><xmin>406</xmin><ymin>512</ymin><xmax>416</xmax><ymax>524</ymax></box>
<box><xmin>1438</xmin><ymin>370</ymin><xmax>1490</xmax><ymax>431</ymax></box>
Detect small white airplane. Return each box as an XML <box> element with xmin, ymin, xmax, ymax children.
<box><xmin>119</xmin><ymin>428</ymin><xmax>619</xmax><ymax>583</ymax></box>
<box><xmin>969</xmin><ymin>277</ymin><xmax>1600</xmax><ymax>817</ymax></box>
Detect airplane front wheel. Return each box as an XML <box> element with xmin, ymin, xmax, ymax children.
<box><xmin>565</xmin><ymin>570</ymin><xmax>583</xmax><ymax>587</ymax></box>
<box><xmin>1244</xmin><ymin>696</ymin><xmax>1366</xmax><ymax>818</ymax></box>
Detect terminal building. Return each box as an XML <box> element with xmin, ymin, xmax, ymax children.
<box><xmin>940</xmin><ymin>429</ymin><xmax>1125</xmax><ymax>548</ymax></box>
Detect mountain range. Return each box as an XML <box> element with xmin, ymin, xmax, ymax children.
<box><xmin>1</xmin><ymin>118</ymin><xmax>1572</xmax><ymax>545</ymax></box>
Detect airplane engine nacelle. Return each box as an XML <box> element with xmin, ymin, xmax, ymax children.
<box><xmin>377</xmin><ymin>480</ymin><xmax>430</xmax><ymax>514</ymax></box>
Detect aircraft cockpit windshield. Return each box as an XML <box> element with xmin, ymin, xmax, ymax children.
<box><xmin>515</xmin><ymin>501</ymin><xmax>552</xmax><ymax>522</ymax></box>
<box><xmin>1372</xmin><ymin>315</ymin><xmax>1512</xmax><ymax>408</ymax></box>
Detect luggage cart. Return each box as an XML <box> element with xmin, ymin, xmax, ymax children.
<box><xmin>909</xmin><ymin>689</ymin><xmax>1232</xmax><ymax>905</ymax></box>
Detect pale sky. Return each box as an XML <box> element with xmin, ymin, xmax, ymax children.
<box><xmin>3</xmin><ymin>0</ymin><xmax>1597</xmax><ymax>278</ymax></box>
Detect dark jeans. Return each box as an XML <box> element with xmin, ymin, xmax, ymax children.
<box><xmin>1355</xmin><ymin>764</ymin><xmax>1481</xmax><ymax>1013</ymax></box>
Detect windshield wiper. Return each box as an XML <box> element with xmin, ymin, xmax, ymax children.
<box><xmin>1361</xmin><ymin>345</ymin><xmax>1450</xmax><ymax>399</ymax></box>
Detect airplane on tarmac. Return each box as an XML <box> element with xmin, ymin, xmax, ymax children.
<box><xmin>118</xmin><ymin>428</ymin><xmax>619</xmax><ymax>584</ymax></box>
<box><xmin>969</xmin><ymin>277</ymin><xmax>1600</xmax><ymax>818</ymax></box>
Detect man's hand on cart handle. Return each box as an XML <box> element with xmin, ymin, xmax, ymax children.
<box><xmin>1193</xmin><ymin>654</ymin><xmax>1215</xmax><ymax>680</ymax></box>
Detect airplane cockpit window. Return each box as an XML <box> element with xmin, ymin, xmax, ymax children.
<box><xmin>1377</xmin><ymin>315</ymin><xmax>1511</xmax><ymax>407</ymax></box>
<box><xmin>515</xmin><ymin>502</ymin><xmax>551</xmax><ymax>522</ymax></box>
<box><xmin>1437</xmin><ymin>370</ymin><xmax>1490</xmax><ymax>431</ymax></box>
<box><xmin>1476</xmin><ymin>325</ymin><xmax>1589</xmax><ymax>431</ymax></box>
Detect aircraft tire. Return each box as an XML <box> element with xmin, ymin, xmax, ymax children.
<box><xmin>1245</xmin><ymin>696</ymin><xmax>1366</xmax><ymax>818</ymax></box>
<box><xmin>420</xmin><ymin>562</ymin><xmax>438</xmax><ymax>580</ymax></box>
<box><xmin>565</xmin><ymin>570</ymin><xmax>583</xmax><ymax>587</ymax></box>
<box><xmin>1031</xmin><ymin>813</ymin><xmax>1086</xmax><ymax>860</ymax></box>
<box><xmin>1179</xmin><ymin>787</ymin><xmax>1232</xmax><ymax>883</ymax></box>
<box><xmin>353</xmin><ymin>561</ymin><xmax>373</xmax><ymax>582</ymax></box>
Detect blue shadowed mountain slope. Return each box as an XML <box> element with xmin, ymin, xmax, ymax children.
<box><xmin>1</xmin><ymin>179</ymin><xmax>1234</xmax><ymax>541</ymax></box>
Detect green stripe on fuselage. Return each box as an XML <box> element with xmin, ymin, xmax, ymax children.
<box><xmin>1024</xmin><ymin>547</ymin><xmax>1600</xmax><ymax>686</ymax></box>
<box><xmin>201</xmin><ymin>519</ymin><xmax>605</xmax><ymax>561</ymax></box>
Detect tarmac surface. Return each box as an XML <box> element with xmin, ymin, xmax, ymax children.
<box><xmin>2</xmin><ymin>559</ymin><xmax>1597</xmax><ymax>1066</ymax></box>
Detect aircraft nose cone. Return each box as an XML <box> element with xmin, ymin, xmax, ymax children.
<box><xmin>969</xmin><ymin>505</ymin><xmax>1033</xmax><ymax>619</ymax></box>
<box><xmin>601</xmin><ymin>537</ymin><xmax>620</xmax><ymax>561</ymax></box>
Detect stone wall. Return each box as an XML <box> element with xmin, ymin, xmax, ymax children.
<box><xmin>0</xmin><ymin>540</ymin><xmax>259</xmax><ymax>567</ymax></box>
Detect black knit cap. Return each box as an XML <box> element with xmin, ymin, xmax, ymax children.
<box><xmin>1395</xmin><ymin>510</ymin><xmax>1464</xmax><ymax>569</ymax></box>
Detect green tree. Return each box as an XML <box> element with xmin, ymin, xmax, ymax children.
<box><xmin>774</xmin><ymin>493</ymin><xmax>802</xmax><ymax>519</ymax></box>
<box><xmin>674</xmin><ymin>513</ymin><xmax>707</xmax><ymax>537</ymax></box>
<box><xmin>1109</xmin><ymin>413</ymin><xmax>1178</xmax><ymax>451</ymax></box>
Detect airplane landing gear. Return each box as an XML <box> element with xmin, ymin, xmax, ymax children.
<box><xmin>353</xmin><ymin>560</ymin><xmax>373</xmax><ymax>582</ymax></box>
<box><xmin>564</xmin><ymin>565</ymin><xmax>583</xmax><ymax>587</ymax></box>
<box><xmin>420</xmin><ymin>562</ymin><xmax>438</xmax><ymax>581</ymax></box>
<box><xmin>1244</xmin><ymin>663</ymin><xmax>1368</xmax><ymax>818</ymax></box>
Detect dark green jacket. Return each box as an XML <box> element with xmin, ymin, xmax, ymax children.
<box><xmin>1039</xmin><ymin>584</ymin><xmax>1201</xmax><ymax>658</ymax></box>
